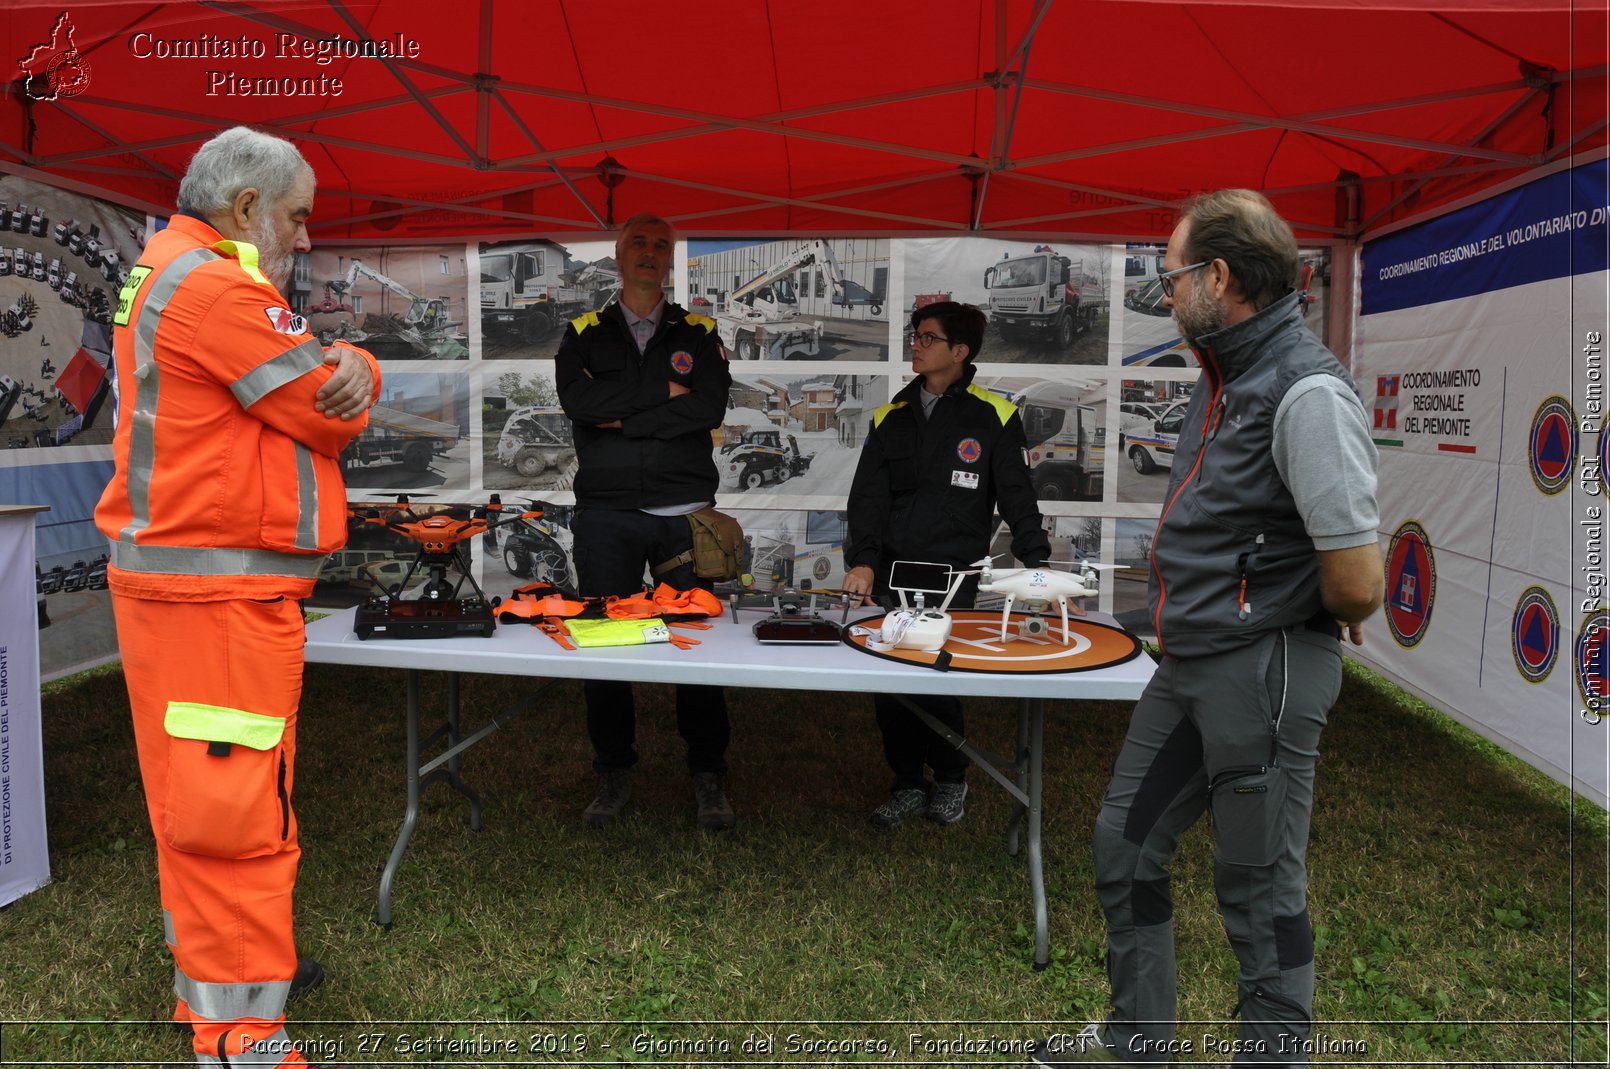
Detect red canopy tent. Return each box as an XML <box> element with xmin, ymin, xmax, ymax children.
<box><xmin>2</xmin><ymin>0</ymin><xmax>1605</xmax><ymax>241</ymax></box>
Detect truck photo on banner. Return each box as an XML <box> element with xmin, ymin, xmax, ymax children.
<box><xmin>1354</xmin><ymin>156</ymin><xmax>1609</xmax><ymax>805</ymax></box>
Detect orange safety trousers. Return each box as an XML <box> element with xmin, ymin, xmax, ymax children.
<box><xmin>112</xmin><ymin>593</ymin><xmax>310</xmax><ymax>1068</ymax></box>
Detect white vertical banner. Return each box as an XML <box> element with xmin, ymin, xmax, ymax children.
<box><xmin>1355</xmin><ymin>157</ymin><xmax>1610</xmax><ymax>806</ymax></box>
<box><xmin>0</xmin><ymin>505</ymin><xmax>51</xmax><ymax>904</ymax></box>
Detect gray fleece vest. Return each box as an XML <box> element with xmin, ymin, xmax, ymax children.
<box><xmin>1148</xmin><ymin>293</ymin><xmax>1356</xmax><ymax>658</ymax></box>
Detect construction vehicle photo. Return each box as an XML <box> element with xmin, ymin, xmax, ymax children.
<box><xmin>1008</xmin><ymin>379</ymin><xmax>1105</xmax><ymax>500</ymax></box>
<box><xmin>308</xmin><ymin>257</ymin><xmax>466</xmax><ymax>359</ymax></box>
<box><xmin>718</xmin><ymin>427</ymin><xmax>815</xmax><ymax>491</ymax></box>
<box><xmin>341</xmin><ymin>404</ymin><xmax>461</xmax><ymax>474</ymax></box>
<box><xmin>480</xmin><ymin>242</ymin><xmax>619</xmax><ymax>345</ymax></box>
<box><xmin>714</xmin><ymin>239</ymin><xmax>849</xmax><ymax>361</ymax></box>
<box><xmin>495</xmin><ymin>405</ymin><xmax>575</xmax><ymax>478</ymax></box>
<box><xmin>984</xmin><ymin>245</ymin><xmax>1109</xmax><ymax>348</ymax></box>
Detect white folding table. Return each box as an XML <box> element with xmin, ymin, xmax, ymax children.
<box><xmin>303</xmin><ymin>606</ymin><xmax>1154</xmax><ymax>968</ymax></box>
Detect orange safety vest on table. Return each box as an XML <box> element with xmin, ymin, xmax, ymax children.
<box><xmin>94</xmin><ymin>214</ymin><xmax>380</xmax><ymax>1067</ymax></box>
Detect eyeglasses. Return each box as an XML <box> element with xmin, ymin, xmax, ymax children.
<box><xmin>911</xmin><ymin>330</ymin><xmax>952</xmax><ymax>349</ymax></box>
<box><xmin>1157</xmin><ymin>261</ymin><xmax>1209</xmax><ymax>298</ymax></box>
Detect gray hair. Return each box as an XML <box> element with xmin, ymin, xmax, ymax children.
<box><xmin>614</xmin><ymin>212</ymin><xmax>676</xmax><ymax>258</ymax></box>
<box><xmin>176</xmin><ymin>126</ymin><xmax>312</xmax><ymax>219</ymax></box>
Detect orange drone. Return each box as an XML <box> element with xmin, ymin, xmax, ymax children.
<box><xmin>349</xmin><ymin>494</ymin><xmax>542</xmax><ymax>601</ymax></box>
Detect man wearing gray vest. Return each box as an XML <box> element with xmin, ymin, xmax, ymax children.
<box><xmin>1032</xmin><ymin>190</ymin><xmax>1382</xmax><ymax>1067</ymax></box>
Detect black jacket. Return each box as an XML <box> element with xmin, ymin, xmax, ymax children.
<box><xmin>556</xmin><ymin>301</ymin><xmax>731</xmax><ymax>510</ymax></box>
<box><xmin>847</xmin><ymin>365</ymin><xmax>1050</xmax><ymax>589</ymax></box>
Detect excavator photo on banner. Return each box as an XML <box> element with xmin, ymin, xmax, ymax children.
<box><xmin>308</xmin><ymin>256</ymin><xmax>467</xmax><ymax>359</ymax></box>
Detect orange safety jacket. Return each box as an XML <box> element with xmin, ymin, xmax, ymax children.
<box><xmin>94</xmin><ymin>214</ymin><xmax>381</xmax><ymax>601</ymax></box>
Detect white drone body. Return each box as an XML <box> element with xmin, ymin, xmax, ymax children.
<box><xmin>874</xmin><ymin>561</ymin><xmax>970</xmax><ymax>652</ymax></box>
<box><xmin>973</xmin><ymin>557</ymin><xmax>1127</xmax><ymax>644</ymax></box>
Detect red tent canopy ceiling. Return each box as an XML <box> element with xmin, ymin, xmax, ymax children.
<box><xmin>1</xmin><ymin>0</ymin><xmax>1604</xmax><ymax>241</ymax></box>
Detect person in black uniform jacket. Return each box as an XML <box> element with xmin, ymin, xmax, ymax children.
<box><xmin>842</xmin><ymin>301</ymin><xmax>1053</xmax><ymax>826</ymax></box>
<box><xmin>555</xmin><ymin>212</ymin><xmax>736</xmax><ymax>831</ymax></box>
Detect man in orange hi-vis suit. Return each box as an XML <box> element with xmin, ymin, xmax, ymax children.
<box><xmin>94</xmin><ymin>126</ymin><xmax>379</xmax><ymax>1069</ymax></box>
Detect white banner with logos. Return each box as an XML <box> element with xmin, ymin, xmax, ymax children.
<box><xmin>0</xmin><ymin>506</ymin><xmax>51</xmax><ymax>905</ymax></box>
<box><xmin>1355</xmin><ymin>157</ymin><xmax>1609</xmax><ymax>806</ymax></box>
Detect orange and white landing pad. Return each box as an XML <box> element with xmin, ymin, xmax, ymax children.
<box><xmin>843</xmin><ymin>610</ymin><xmax>1145</xmax><ymax>674</ymax></box>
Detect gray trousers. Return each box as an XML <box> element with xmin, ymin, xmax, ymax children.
<box><xmin>1092</xmin><ymin>626</ymin><xmax>1342</xmax><ymax>1066</ymax></box>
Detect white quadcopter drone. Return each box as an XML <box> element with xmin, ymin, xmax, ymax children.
<box><xmin>862</xmin><ymin>560</ymin><xmax>970</xmax><ymax>653</ymax></box>
<box><xmin>972</xmin><ymin>555</ymin><xmax>1129</xmax><ymax>644</ymax></box>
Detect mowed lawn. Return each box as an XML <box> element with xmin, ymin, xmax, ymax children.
<box><xmin>3</xmin><ymin>658</ymin><xmax>1605</xmax><ymax>1066</ymax></box>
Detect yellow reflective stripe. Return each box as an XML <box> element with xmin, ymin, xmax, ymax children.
<box><xmin>212</xmin><ymin>239</ymin><xmax>270</xmax><ymax>286</ymax></box>
<box><xmin>966</xmin><ymin>383</ymin><xmax>1017</xmax><ymax>426</ymax></box>
<box><xmin>570</xmin><ymin>310</ymin><xmax>601</xmax><ymax>333</ymax></box>
<box><xmin>871</xmin><ymin>400</ymin><xmax>907</xmax><ymax>429</ymax></box>
<box><xmin>165</xmin><ymin>702</ymin><xmax>286</xmax><ymax>750</ymax></box>
<box><xmin>685</xmin><ymin>312</ymin><xmax>717</xmax><ymax>333</ymax></box>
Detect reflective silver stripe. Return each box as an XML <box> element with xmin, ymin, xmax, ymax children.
<box><xmin>193</xmin><ymin>1026</ymin><xmax>294</xmax><ymax>1068</ymax></box>
<box><xmin>110</xmin><ymin>541</ymin><xmax>324</xmax><ymax>579</ymax></box>
<box><xmin>292</xmin><ymin>443</ymin><xmax>319</xmax><ymax>551</ymax></box>
<box><xmin>121</xmin><ymin>247</ymin><xmax>222</xmax><ymax>544</ymax></box>
<box><xmin>173</xmin><ymin>971</ymin><xmax>291</xmax><ymax>1023</ymax></box>
<box><xmin>231</xmin><ymin>338</ymin><xmax>325</xmax><ymax>410</ymax></box>
<box><xmin>164</xmin><ymin>909</ymin><xmax>177</xmax><ymax>947</ymax></box>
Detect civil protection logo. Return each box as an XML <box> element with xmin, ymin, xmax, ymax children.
<box><xmin>1385</xmin><ymin>519</ymin><xmax>1435</xmax><ymax>648</ymax></box>
<box><xmin>1576</xmin><ymin>607</ymin><xmax>1610</xmax><ymax>712</ymax></box>
<box><xmin>956</xmin><ymin>437</ymin><xmax>982</xmax><ymax>464</ymax></box>
<box><xmin>18</xmin><ymin>12</ymin><xmax>90</xmax><ymax>101</ymax></box>
<box><xmin>1511</xmin><ymin>586</ymin><xmax>1560</xmax><ymax>684</ymax></box>
<box><xmin>670</xmin><ymin>350</ymin><xmax>693</xmax><ymax>374</ymax></box>
<box><xmin>1527</xmin><ymin>395</ymin><xmax>1576</xmax><ymax>495</ymax></box>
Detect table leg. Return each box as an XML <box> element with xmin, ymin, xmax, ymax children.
<box><xmin>427</xmin><ymin>672</ymin><xmax>482</xmax><ymax>831</ymax></box>
<box><xmin>1027</xmin><ymin>697</ymin><xmax>1050</xmax><ymax>970</ymax></box>
<box><xmin>376</xmin><ymin>669</ymin><xmax>424</xmax><ymax>929</ymax></box>
<box><xmin>375</xmin><ymin>672</ymin><xmax>555</xmax><ymax>927</ymax></box>
<box><xmin>1007</xmin><ymin>698</ymin><xmax>1031</xmax><ymax>857</ymax></box>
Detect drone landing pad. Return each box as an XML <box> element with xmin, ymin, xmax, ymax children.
<box><xmin>843</xmin><ymin>610</ymin><xmax>1142</xmax><ymax>674</ymax></box>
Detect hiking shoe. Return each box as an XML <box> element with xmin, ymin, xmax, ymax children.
<box><xmin>289</xmin><ymin>957</ymin><xmax>325</xmax><ymax>999</ymax></box>
<box><xmin>582</xmin><ymin>768</ymin><xmax>633</xmax><ymax>828</ymax></box>
<box><xmin>692</xmin><ymin>771</ymin><xmax>735</xmax><ymax>831</ymax></box>
<box><xmin>925</xmin><ymin>781</ymin><xmax>968</xmax><ymax>825</ymax></box>
<box><xmin>1028</xmin><ymin>1025</ymin><xmax>1123</xmax><ymax>1065</ymax></box>
<box><xmin>869</xmin><ymin>787</ymin><xmax>928</xmax><ymax>827</ymax></box>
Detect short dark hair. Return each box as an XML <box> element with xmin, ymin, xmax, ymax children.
<box><xmin>911</xmin><ymin>301</ymin><xmax>986</xmax><ymax>362</ymax></box>
<box><xmin>1182</xmin><ymin>189</ymin><xmax>1300</xmax><ymax>312</ymax></box>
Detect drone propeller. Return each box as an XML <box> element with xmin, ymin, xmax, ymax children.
<box><xmin>1075</xmin><ymin>562</ymin><xmax>1131</xmax><ymax>571</ymax></box>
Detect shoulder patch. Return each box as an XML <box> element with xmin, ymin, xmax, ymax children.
<box><xmin>264</xmin><ymin>306</ymin><xmax>309</xmax><ymax>336</ymax></box>
<box><xmin>570</xmin><ymin>310</ymin><xmax>601</xmax><ymax>334</ymax></box>
<box><xmin>967</xmin><ymin>383</ymin><xmax>1018</xmax><ymax>426</ymax></box>
<box><xmin>872</xmin><ymin>400</ymin><xmax>908</xmax><ymax>429</ymax></box>
<box><xmin>685</xmin><ymin>313</ymin><xmax>717</xmax><ymax>333</ymax></box>
<box><xmin>113</xmin><ymin>264</ymin><xmax>154</xmax><ymax>327</ymax></box>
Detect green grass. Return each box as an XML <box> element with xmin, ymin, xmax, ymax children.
<box><xmin>1</xmin><ymin>659</ymin><xmax>1605</xmax><ymax>1065</ymax></box>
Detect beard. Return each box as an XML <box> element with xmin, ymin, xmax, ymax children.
<box><xmin>1172</xmin><ymin>280</ymin><xmax>1227</xmax><ymax>349</ymax></box>
<box><xmin>248</xmin><ymin>220</ymin><xmax>294</xmax><ymax>295</ymax></box>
